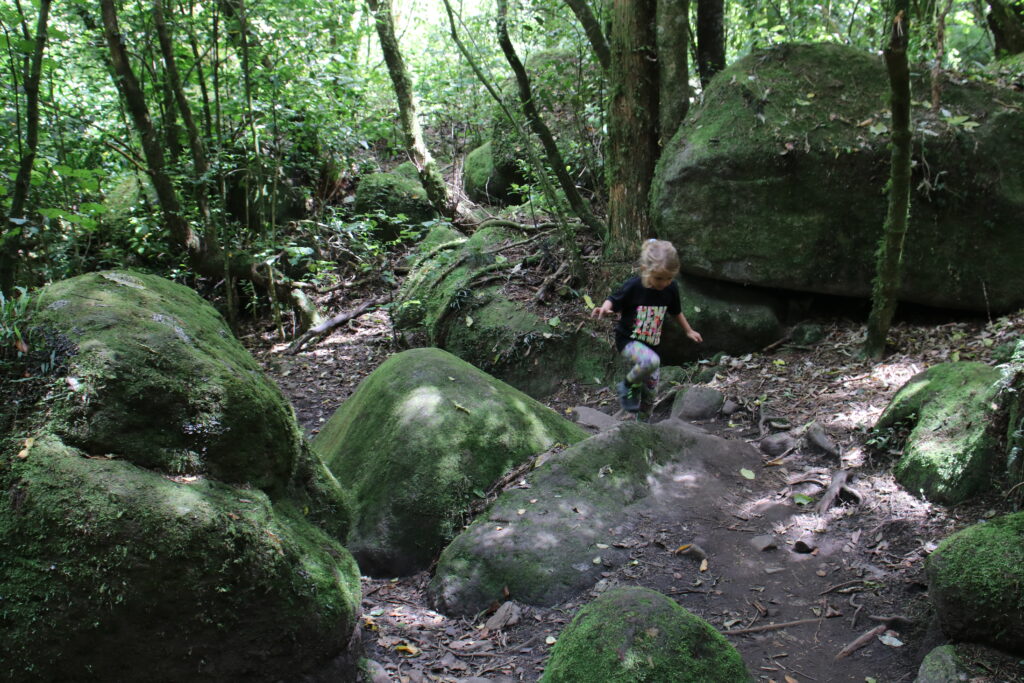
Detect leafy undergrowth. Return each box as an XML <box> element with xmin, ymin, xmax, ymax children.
<box><xmin>246</xmin><ymin>259</ymin><xmax>1024</xmax><ymax>682</ymax></box>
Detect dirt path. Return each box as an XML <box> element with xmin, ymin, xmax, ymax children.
<box><xmin>247</xmin><ymin>304</ymin><xmax>1023</xmax><ymax>683</ymax></box>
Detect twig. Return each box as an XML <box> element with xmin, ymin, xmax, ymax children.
<box><xmin>534</xmin><ymin>261</ymin><xmax>569</xmax><ymax>302</ymax></box>
<box><xmin>849</xmin><ymin>593</ymin><xmax>863</xmax><ymax>628</ymax></box>
<box><xmin>834</xmin><ymin>624</ymin><xmax>885</xmax><ymax>660</ymax></box>
<box><xmin>818</xmin><ymin>579</ymin><xmax>866</xmax><ymax>595</ymax></box>
<box><xmin>285</xmin><ymin>296</ymin><xmax>385</xmax><ymax>354</ymax></box>
<box><xmin>723</xmin><ymin>617</ymin><xmax>823</xmax><ymax>636</ymax></box>
<box><xmin>761</xmin><ymin>335</ymin><xmax>792</xmax><ymax>353</ymax></box>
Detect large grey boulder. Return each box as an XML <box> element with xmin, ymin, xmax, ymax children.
<box><xmin>312</xmin><ymin>347</ymin><xmax>589</xmax><ymax>576</ymax></box>
<box><xmin>428</xmin><ymin>419</ymin><xmax>761</xmax><ymax>615</ymax></box>
<box><xmin>653</xmin><ymin>42</ymin><xmax>1024</xmax><ymax>313</ymax></box>
<box><xmin>0</xmin><ymin>271</ymin><xmax>360</xmax><ymax>681</ymax></box>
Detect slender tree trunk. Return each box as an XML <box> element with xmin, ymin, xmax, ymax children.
<box><xmin>931</xmin><ymin>0</ymin><xmax>955</xmax><ymax>110</ymax></box>
<box><xmin>365</xmin><ymin>0</ymin><xmax>453</xmax><ymax>218</ymax></box>
<box><xmin>2</xmin><ymin>0</ymin><xmax>51</xmax><ymax>296</ymax></box>
<box><xmin>607</xmin><ymin>0</ymin><xmax>659</xmax><ymax>260</ymax></box>
<box><xmin>100</xmin><ymin>0</ymin><xmax>321</xmax><ymax>329</ymax></box>
<box><xmin>657</xmin><ymin>0</ymin><xmax>690</xmax><ymax>143</ymax></box>
<box><xmin>987</xmin><ymin>0</ymin><xmax>1024</xmax><ymax>55</ymax></box>
<box><xmin>563</xmin><ymin>0</ymin><xmax>610</xmax><ymax>71</ymax></box>
<box><xmin>696</xmin><ymin>0</ymin><xmax>726</xmax><ymax>88</ymax></box>
<box><xmin>153</xmin><ymin>0</ymin><xmax>213</xmax><ymax>227</ymax></box>
<box><xmin>865</xmin><ymin>6</ymin><xmax>912</xmax><ymax>359</ymax></box>
<box><xmin>496</xmin><ymin>0</ymin><xmax>602</xmax><ymax>243</ymax></box>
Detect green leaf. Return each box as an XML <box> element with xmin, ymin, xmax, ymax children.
<box><xmin>793</xmin><ymin>493</ymin><xmax>813</xmax><ymax>505</ymax></box>
<box><xmin>548</xmin><ymin>316</ymin><xmax>560</xmax><ymax>327</ymax></box>
<box><xmin>869</xmin><ymin>122</ymin><xmax>889</xmax><ymax>136</ymax></box>
<box><xmin>583</xmin><ymin>294</ymin><xmax>595</xmax><ymax>309</ymax></box>
<box><xmin>472</xmin><ymin>488</ymin><xmax>486</xmax><ymax>499</ymax></box>
<box><xmin>740</xmin><ymin>468</ymin><xmax>755</xmax><ymax>480</ymax></box>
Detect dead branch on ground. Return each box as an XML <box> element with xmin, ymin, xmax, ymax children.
<box><xmin>286</xmin><ymin>296</ymin><xmax>386</xmax><ymax>355</ymax></box>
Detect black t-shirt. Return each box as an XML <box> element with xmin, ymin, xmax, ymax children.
<box><xmin>608</xmin><ymin>276</ymin><xmax>682</xmax><ymax>352</ymax></box>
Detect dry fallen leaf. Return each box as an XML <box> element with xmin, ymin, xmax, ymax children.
<box><xmin>16</xmin><ymin>437</ymin><xmax>34</xmax><ymax>459</ymax></box>
<box><xmin>699</xmin><ymin>558</ymin><xmax>709</xmax><ymax>572</ymax></box>
<box><xmin>395</xmin><ymin>643</ymin><xmax>420</xmax><ymax>656</ymax></box>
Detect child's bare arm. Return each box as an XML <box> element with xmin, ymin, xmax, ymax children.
<box><xmin>675</xmin><ymin>312</ymin><xmax>703</xmax><ymax>343</ymax></box>
<box><xmin>592</xmin><ymin>299</ymin><xmax>615</xmax><ymax>318</ymax></box>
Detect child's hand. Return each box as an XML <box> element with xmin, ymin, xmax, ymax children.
<box><xmin>687</xmin><ymin>329</ymin><xmax>703</xmax><ymax>343</ymax></box>
<box><xmin>592</xmin><ymin>301</ymin><xmax>614</xmax><ymax>318</ymax></box>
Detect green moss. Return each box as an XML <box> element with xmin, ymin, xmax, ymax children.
<box><xmin>540</xmin><ymin>587</ymin><xmax>749</xmax><ymax>682</ymax></box>
<box><xmin>926</xmin><ymin>512</ymin><xmax>1024</xmax><ymax>653</ymax></box>
<box><xmin>354</xmin><ymin>165</ymin><xmax>436</xmax><ymax>237</ymax></box>
<box><xmin>0</xmin><ymin>434</ymin><xmax>360</xmax><ymax>681</ymax></box>
<box><xmin>653</xmin><ymin>42</ymin><xmax>1024</xmax><ymax>313</ymax></box>
<box><xmin>875</xmin><ymin>362</ymin><xmax>1003</xmax><ymax>503</ymax></box>
<box><xmin>313</xmin><ymin>347</ymin><xmax>588</xmax><ymax>575</ymax></box>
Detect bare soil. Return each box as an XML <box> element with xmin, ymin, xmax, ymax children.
<box><xmin>245</xmin><ymin>268</ymin><xmax>1024</xmax><ymax>683</ymax></box>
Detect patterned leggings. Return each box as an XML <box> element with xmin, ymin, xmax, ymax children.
<box><xmin>622</xmin><ymin>341</ymin><xmax>660</xmax><ymax>395</ymax></box>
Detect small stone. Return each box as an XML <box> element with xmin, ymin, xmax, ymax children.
<box><xmin>792</xmin><ymin>539</ymin><xmax>816</xmax><ymax>554</ymax></box>
<box><xmin>751</xmin><ymin>535</ymin><xmax>778</xmax><ymax>552</ymax></box>
<box><xmin>760</xmin><ymin>432</ymin><xmax>798</xmax><ymax>457</ymax></box>
<box><xmin>721</xmin><ymin>399</ymin><xmax>743</xmax><ymax>416</ymax></box>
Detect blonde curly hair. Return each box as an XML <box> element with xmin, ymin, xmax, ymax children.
<box><xmin>639</xmin><ymin>239</ymin><xmax>680</xmax><ymax>287</ymax></box>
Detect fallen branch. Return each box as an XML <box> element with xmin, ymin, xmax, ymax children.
<box><xmin>722</xmin><ymin>617</ymin><xmax>823</xmax><ymax>636</ymax></box>
<box><xmin>834</xmin><ymin>624</ymin><xmax>885</xmax><ymax>660</ymax></box>
<box><xmin>534</xmin><ymin>261</ymin><xmax>569</xmax><ymax>302</ymax></box>
<box><xmin>286</xmin><ymin>296</ymin><xmax>385</xmax><ymax>355</ymax></box>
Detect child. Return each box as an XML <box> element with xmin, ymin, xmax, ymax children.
<box><xmin>592</xmin><ymin>239</ymin><xmax>703</xmax><ymax>414</ymax></box>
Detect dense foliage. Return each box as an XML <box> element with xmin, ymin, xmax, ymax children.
<box><xmin>1</xmin><ymin>0</ymin><xmax>1018</xmax><ymax>299</ymax></box>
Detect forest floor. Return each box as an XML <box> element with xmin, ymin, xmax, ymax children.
<box><xmin>245</xmin><ymin>260</ymin><xmax>1024</xmax><ymax>683</ymax></box>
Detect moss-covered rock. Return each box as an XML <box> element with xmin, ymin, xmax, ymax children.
<box><xmin>28</xmin><ymin>271</ymin><xmax>304</xmax><ymax>491</ymax></box>
<box><xmin>429</xmin><ymin>420</ymin><xmax>760</xmax><ymax>615</ymax></box>
<box><xmin>875</xmin><ymin>362</ymin><xmax>1003</xmax><ymax>503</ymax></box>
<box><xmin>394</xmin><ymin>225</ymin><xmax>615</xmax><ymax>396</ymax></box>
<box><xmin>653</xmin><ymin>43</ymin><xmax>1024</xmax><ymax>313</ymax></box>
<box><xmin>312</xmin><ymin>347</ymin><xmax>589</xmax><ymax>576</ymax></box>
<box><xmin>925</xmin><ymin>512</ymin><xmax>1024</xmax><ymax>654</ymax></box>
<box><xmin>463</xmin><ymin>141</ymin><xmax>522</xmax><ymax>204</ymax></box>
<box><xmin>913</xmin><ymin>645</ymin><xmax>969</xmax><ymax>683</ymax></box>
<box><xmin>0</xmin><ymin>271</ymin><xmax>360</xmax><ymax>681</ymax></box>
<box><xmin>354</xmin><ymin>161</ymin><xmax>436</xmax><ymax>238</ymax></box>
<box><xmin>539</xmin><ymin>587</ymin><xmax>750</xmax><ymax>682</ymax></box>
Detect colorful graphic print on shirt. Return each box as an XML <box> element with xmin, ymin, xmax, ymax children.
<box><xmin>631</xmin><ymin>305</ymin><xmax>667</xmax><ymax>346</ymax></box>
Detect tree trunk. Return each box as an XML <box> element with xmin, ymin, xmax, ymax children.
<box><xmin>495</xmin><ymin>0</ymin><xmax>603</xmax><ymax>243</ymax></box>
<box><xmin>563</xmin><ymin>0</ymin><xmax>610</xmax><ymax>71</ymax></box>
<box><xmin>987</xmin><ymin>0</ymin><xmax>1024</xmax><ymax>55</ymax></box>
<box><xmin>100</xmin><ymin>0</ymin><xmax>321</xmax><ymax>329</ymax></box>
<box><xmin>696</xmin><ymin>0</ymin><xmax>726</xmax><ymax>88</ymax></box>
<box><xmin>606</xmin><ymin>0</ymin><xmax>659</xmax><ymax>260</ymax></box>
<box><xmin>1</xmin><ymin>0</ymin><xmax>51</xmax><ymax>297</ymax></box>
<box><xmin>865</xmin><ymin>6</ymin><xmax>912</xmax><ymax>359</ymax></box>
<box><xmin>657</xmin><ymin>0</ymin><xmax>690</xmax><ymax>143</ymax></box>
<box><xmin>365</xmin><ymin>0</ymin><xmax>453</xmax><ymax>218</ymax></box>
<box><xmin>931</xmin><ymin>0</ymin><xmax>955</xmax><ymax>110</ymax></box>
<box><xmin>153</xmin><ymin>0</ymin><xmax>213</xmax><ymax>226</ymax></box>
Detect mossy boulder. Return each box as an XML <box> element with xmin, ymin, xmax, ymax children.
<box><xmin>463</xmin><ymin>141</ymin><xmax>522</xmax><ymax>204</ymax></box>
<box><xmin>428</xmin><ymin>420</ymin><xmax>760</xmax><ymax>615</ymax></box>
<box><xmin>394</xmin><ymin>225</ymin><xmax>615</xmax><ymax>396</ymax></box>
<box><xmin>312</xmin><ymin>347</ymin><xmax>589</xmax><ymax>576</ymax></box>
<box><xmin>539</xmin><ymin>587</ymin><xmax>750</xmax><ymax>682</ymax></box>
<box><xmin>354</xmin><ymin>161</ymin><xmax>436</xmax><ymax>238</ymax></box>
<box><xmin>653</xmin><ymin>42</ymin><xmax>1024</xmax><ymax>313</ymax></box>
<box><xmin>0</xmin><ymin>271</ymin><xmax>360</xmax><ymax>681</ymax></box>
<box><xmin>925</xmin><ymin>512</ymin><xmax>1024</xmax><ymax>653</ymax></box>
<box><xmin>874</xmin><ymin>362</ymin><xmax>1004</xmax><ymax>503</ymax></box>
